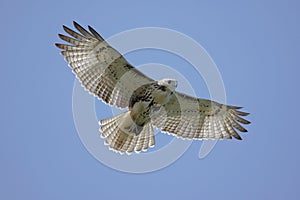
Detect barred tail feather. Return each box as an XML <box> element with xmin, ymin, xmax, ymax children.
<box><xmin>99</xmin><ymin>111</ymin><xmax>155</xmax><ymax>155</ymax></box>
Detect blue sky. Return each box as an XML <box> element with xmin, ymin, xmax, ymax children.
<box><xmin>1</xmin><ymin>0</ymin><xmax>300</xmax><ymax>199</ymax></box>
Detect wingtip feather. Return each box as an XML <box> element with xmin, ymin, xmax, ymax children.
<box><xmin>55</xmin><ymin>43</ymin><xmax>64</xmax><ymax>49</ymax></box>
<box><xmin>88</xmin><ymin>25</ymin><xmax>104</xmax><ymax>41</ymax></box>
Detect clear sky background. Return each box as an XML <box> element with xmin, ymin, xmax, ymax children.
<box><xmin>1</xmin><ymin>0</ymin><xmax>299</xmax><ymax>199</ymax></box>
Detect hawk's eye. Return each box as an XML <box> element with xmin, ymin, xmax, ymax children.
<box><xmin>168</xmin><ymin>80</ymin><xmax>171</xmax><ymax>84</ymax></box>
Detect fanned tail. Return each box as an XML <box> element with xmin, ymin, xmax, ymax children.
<box><xmin>99</xmin><ymin>111</ymin><xmax>155</xmax><ymax>155</ymax></box>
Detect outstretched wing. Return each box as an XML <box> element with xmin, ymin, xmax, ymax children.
<box><xmin>56</xmin><ymin>21</ymin><xmax>154</xmax><ymax>108</ymax></box>
<box><xmin>151</xmin><ymin>91</ymin><xmax>250</xmax><ymax>140</ymax></box>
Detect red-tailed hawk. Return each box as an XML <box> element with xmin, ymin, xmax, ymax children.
<box><xmin>56</xmin><ymin>21</ymin><xmax>250</xmax><ymax>155</ymax></box>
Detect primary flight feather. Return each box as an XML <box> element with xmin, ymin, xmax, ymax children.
<box><xmin>56</xmin><ymin>21</ymin><xmax>250</xmax><ymax>155</ymax></box>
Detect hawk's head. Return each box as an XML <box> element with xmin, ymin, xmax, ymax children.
<box><xmin>158</xmin><ymin>79</ymin><xmax>178</xmax><ymax>91</ymax></box>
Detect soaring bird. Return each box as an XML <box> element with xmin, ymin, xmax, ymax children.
<box><xmin>56</xmin><ymin>21</ymin><xmax>250</xmax><ymax>155</ymax></box>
